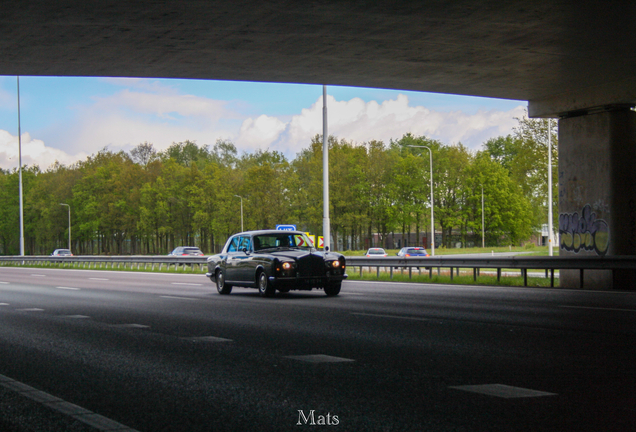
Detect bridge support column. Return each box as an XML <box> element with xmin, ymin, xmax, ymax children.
<box><xmin>558</xmin><ymin>108</ymin><xmax>636</xmax><ymax>289</ymax></box>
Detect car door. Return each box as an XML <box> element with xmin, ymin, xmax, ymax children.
<box><xmin>225</xmin><ymin>236</ymin><xmax>243</xmax><ymax>282</ymax></box>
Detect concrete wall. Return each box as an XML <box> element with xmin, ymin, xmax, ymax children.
<box><xmin>558</xmin><ymin>109</ymin><xmax>636</xmax><ymax>289</ymax></box>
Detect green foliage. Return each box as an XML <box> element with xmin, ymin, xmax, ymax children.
<box><xmin>0</xmin><ymin>115</ymin><xmax>552</xmax><ymax>255</ymax></box>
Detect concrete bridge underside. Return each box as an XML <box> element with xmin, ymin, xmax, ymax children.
<box><xmin>2</xmin><ymin>1</ymin><xmax>635</xmax><ymax>288</ymax></box>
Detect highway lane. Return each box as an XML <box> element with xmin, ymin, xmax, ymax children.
<box><xmin>0</xmin><ymin>267</ymin><xmax>635</xmax><ymax>431</ymax></box>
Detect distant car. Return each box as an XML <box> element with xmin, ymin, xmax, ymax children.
<box><xmin>396</xmin><ymin>247</ymin><xmax>429</xmax><ymax>269</ymax></box>
<box><xmin>397</xmin><ymin>247</ymin><xmax>429</xmax><ymax>257</ymax></box>
<box><xmin>365</xmin><ymin>248</ymin><xmax>388</xmax><ymax>257</ymax></box>
<box><xmin>51</xmin><ymin>249</ymin><xmax>73</xmax><ymax>257</ymax></box>
<box><xmin>206</xmin><ymin>230</ymin><xmax>347</xmax><ymax>297</ymax></box>
<box><xmin>169</xmin><ymin>246</ymin><xmax>204</xmax><ymax>256</ymax></box>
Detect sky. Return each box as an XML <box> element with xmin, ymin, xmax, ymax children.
<box><xmin>0</xmin><ymin>76</ymin><xmax>527</xmax><ymax>170</ymax></box>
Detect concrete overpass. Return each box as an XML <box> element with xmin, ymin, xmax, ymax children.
<box><xmin>2</xmin><ymin>1</ymin><xmax>635</xmax><ymax>288</ymax></box>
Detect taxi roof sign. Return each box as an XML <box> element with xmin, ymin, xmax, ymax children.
<box><xmin>276</xmin><ymin>224</ymin><xmax>297</xmax><ymax>231</ymax></box>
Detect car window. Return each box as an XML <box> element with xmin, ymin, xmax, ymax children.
<box><xmin>253</xmin><ymin>233</ymin><xmax>313</xmax><ymax>251</ymax></box>
<box><xmin>227</xmin><ymin>237</ymin><xmax>241</xmax><ymax>252</ymax></box>
<box><xmin>238</xmin><ymin>236</ymin><xmax>251</xmax><ymax>251</ymax></box>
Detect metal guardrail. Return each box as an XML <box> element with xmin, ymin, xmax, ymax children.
<box><xmin>345</xmin><ymin>255</ymin><xmax>636</xmax><ymax>288</ymax></box>
<box><xmin>2</xmin><ymin>254</ymin><xmax>636</xmax><ymax>288</ymax></box>
<box><xmin>0</xmin><ymin>255</ymin><xmax>209</xmax><ymax>272</ymax></box>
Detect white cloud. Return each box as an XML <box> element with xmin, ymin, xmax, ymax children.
<box><xmin>0</xmin><ymin>130</ymin><xmax>88</xmax><ymax>170</ymax></box>
<box><xmin>235</xmin><ymin>94</ymin><xmax>527</xmax><ymax>158</ymax></box>
<box><xmin>1</xmin><ymin>81</ymin><xmax>527</xmax><ymax>169</ymax></box>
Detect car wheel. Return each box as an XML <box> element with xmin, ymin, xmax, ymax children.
<box><xmin>324</xmin><ymin>281</ymin><xmax>341</xmax><ymax>296</ymax></box>
<box><xmin>216</xmin><ymin>269</ymin><xmax>232</xmax><ymax>294</ymax></box>
<box><xmin>257</xmin><ymin>271</ymin><xmax>275</xmax><ymax>297</ymax></box>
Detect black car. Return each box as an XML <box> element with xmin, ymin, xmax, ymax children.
<box><xmin>206</xmin><ymin>230</ymin><xmax>347</xmax><ymax>297</ymax></box>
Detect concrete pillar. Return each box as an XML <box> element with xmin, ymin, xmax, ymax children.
<box><xmin>558</xmin><ymin>108</ymin><xmax>636</xmax><ymax>289</ymax></box>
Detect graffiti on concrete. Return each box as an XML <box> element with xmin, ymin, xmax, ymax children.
<box><xmin>559</xmin><ymin>204</ymin><xmax>609</xmax><ymax>256</ymax></box>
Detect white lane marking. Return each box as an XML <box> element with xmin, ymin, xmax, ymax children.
<box><xmin>183</xmin><ymin>336</ymin><xmax>233</xmax><ymax>343</ymax></box>
<box><xmin>89</xmin><ymin>278</ymin><xmax>109</xmax><ymax>281</ymax></box>
<box><xmin>56</xmin><ymin>286</ymin><xmax>80</xmax><ymax>291</ymax></box>
<box><xmin>61</xmin><ymin>315</ymin><xmax>90</xmax><ymax>319</ymax></box>
<box><xmin>113</xmin><ymin>323</ymin><xmax>150</xmax><ymax>329</ymax></box>
<box><xmin>560</xmin><ymin>305</ymin><xmax>636</xmax><ymax>313</ymax></box>
<box><xmin>17</xmin><ymin>308</ymin><xmax>45</xmax><ymax>312</ymax></box>
<box><xmin>31</xmin><ymin>274</ymin><xmax>45</xmax><ymax>277</ymax></box>
<box><xmin>0</xmin><ymin>303</ymin><xmax>9</xmax><ymax>306</ymax></box>
<box><xmin>285</xmin><ymin>354</ymin><xmax>355</xmax><ymax>363</ymax></box>
<box><xmin>352</xmin><ymin>312</ymin><xmax>429</xmax><ymax>321</ymax></box>
<box><xmin>171</xmin><ymin>282</ymin><xmax>203</xmax><ymax>286</ymax></box>
<box><xmin>449</xmin><ymin>384</ymin><xmax>557</xmax><ymax>398</ymax></box>
<box><xmin>0</xmin><ymin>281</ymin><xmax>9</xmax><ymax>284</ymax></box>
<box><xmin>0</xmin><ymin>373</ymin><xmax>141</xmax><ymax>431</ymax></box>
<box><xmin>160</xmin><ymin>295</ymin><xmax>197</xmax><ymax>301</ymax></box>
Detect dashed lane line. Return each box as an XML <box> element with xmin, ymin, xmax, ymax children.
<box><xmin>89</xmin><ymin>278</ymin><xmax>110</xmax><ymax>281</ymax></box>
<box><xmin>449</xmin><ymin>384</ymin><xmax>557</xmax><ymax>398</ymax></box>
<box><xmin>55</xmin><ymin>286</ymin><xmax>81</xmax><ymax>291</ymax></box>
<box><xmin>170</xmin><ymin>282</ymin><xmax>203</xmax><ymax>286</ymax></box>
<box><xmin>560</xmin><ymin>305</ymin><xmax>636</xmax><ymax>313</ymax></box>
<box><xmin>0</xmin><ymin>373</ymin><xmax>140</xmax><ymax>432</ymax></box>
<box><xmin>351</xmin><ymin>312</ymin><xmax>429</xmax><ymax>321</ymax></box>
<box><xmin>160</xmin><ymin>295</ymin><xmax>198</xmax><ymax>301</ymax></box>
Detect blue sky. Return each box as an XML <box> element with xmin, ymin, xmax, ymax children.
<box><xmin>0</xmin><ymin>76</ymin><xmax>526</xmax><ymax>170</ymax></box>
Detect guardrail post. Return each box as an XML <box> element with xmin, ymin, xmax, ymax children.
<box><xmin>450</xmin><ymin>268</ymin><xmax>453</xmax><ymax>281</ymax></box>
<box><xmin>550</xmin><ymin>269</ymin><xmax>555</xmax><ymax>287</ymax></box>
<box><xmin>523</xmin><ymin>269</ymin><xmax>528</xmax><ymax>287</ymax></box>
<box><xmin>390</xmin><ymin>266</ymin><xmax>393</xmax><ymax>279</ymax></box>
<box><xmin>376</xmin><ymin>266</ymin><xmax>380</xmax><ymax>278</ymax></box>
<box><xmin>473</xmin><ymin>267</ymin><xmax>477</xmax><ymax>282</ymax></box>
<box><xmin>497</xmin><ymin>268</ymin><xmax>501</xmax><ymax>282</ymax></box>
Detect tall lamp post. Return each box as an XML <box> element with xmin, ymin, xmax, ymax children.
<box><xmin>17</xmin><ymin>77</ymin><xmax>25</xmax><ymax>256</ymax></box>
<box><xmin>547</xmin><ymin>119</ymin><xmax>554</xmax><ymax>256</ymax></box>
<box><xmin>407</xmin><ymin>145</ymin><xmax>435</xmax><ymax>256</ymax></box>
<box><xmin>481</xmin><ymin>185</ymin><xmax>485</xmax><ymax>248</ymax></box>
<box><xmin>234</xmin><ymin>195</ymin><xmax>244</xmax><ymax>232</ymax></box>
<box><xmin>59</xmin><ymin>203</ymin><xmax>71</xmax><ymax>250</ymax></box>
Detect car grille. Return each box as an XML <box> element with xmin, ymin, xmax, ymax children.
<box><xmin>297</xmin><ymin>254</ymin><xmax>324</xmax><ymax>277</ymax></box>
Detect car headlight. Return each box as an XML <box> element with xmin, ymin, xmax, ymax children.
<box><xmin>282</xmin><ymin>262</ymin><xmax>293</xmax><ymax>270</ymax></box>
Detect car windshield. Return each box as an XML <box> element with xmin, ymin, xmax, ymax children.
<box><xmin>368</xmin><ymin>249</ymin><xmax>385</xmax><ymax>254</ymax></box>
<box><xmin>406</xmin><ymin>248</ymin><xmax>426</xmax><ymax>254</ymax></box>
<box><xmin>182</xmin><ymin>248</ymin><xmax>202</xmax><ymax>254</ymax></box>
<box><xmin>253</xmin><ymin>233</ymin><xmax>314</xmax><ymax>251</ymax></box>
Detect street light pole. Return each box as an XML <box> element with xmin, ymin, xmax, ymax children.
<box><xmin>233</xmin><ymin>195</ymin><xmax>244</xmax><ymax>232</ymax></box>
<box><xmin>481</xmin><ymin>185</ymin><xmax>485</xmax><ymax>248</ymax></box>
<box><xmin>547</xmin><ymin>119</ymin><xmax>554</xmax><ymax>256</ymax></box>
<box><xmin>17</xmin><ymin>76</ymin><xmax>25</xmax><ymax>256</ymax></box>
<box><xmin>322</xmin><ymin>85</ymin><xmax>331</xmax><ymax>251</ymax></box>
<box><xmin>407</xmin><ymin>145</ymin><xmax>435</xmax><ymax>256</ymax></box>
<box><xmin>59</xmin><ymin>203</ymin><xmax>71</xmax><ymax>250</ymax></box>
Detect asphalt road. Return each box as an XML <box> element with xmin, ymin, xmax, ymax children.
<box><xmin>0</xmin><ymin>267</ymin><xmax>634</xmax><ymax>432</ymax></box>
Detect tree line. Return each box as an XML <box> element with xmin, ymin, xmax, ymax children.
<box><xmin>0</xmin><ymin>114</ymin><xmax>558</xmax><ymax>255</ymax></box>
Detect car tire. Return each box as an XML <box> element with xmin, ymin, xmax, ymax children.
<box><xmin>324</xmin><ymin>281</ymin><xmax>341</xmax><ymax>296</ymax></box>
<box><xmin>216</xmin><ymin>269</ymin><xmax>232</xmax><ymax>294</ymax></box>
<box><xmin>257</xmin><ymin>271</ymin><xmax>275</xmax><ymax>297</ymax></box>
